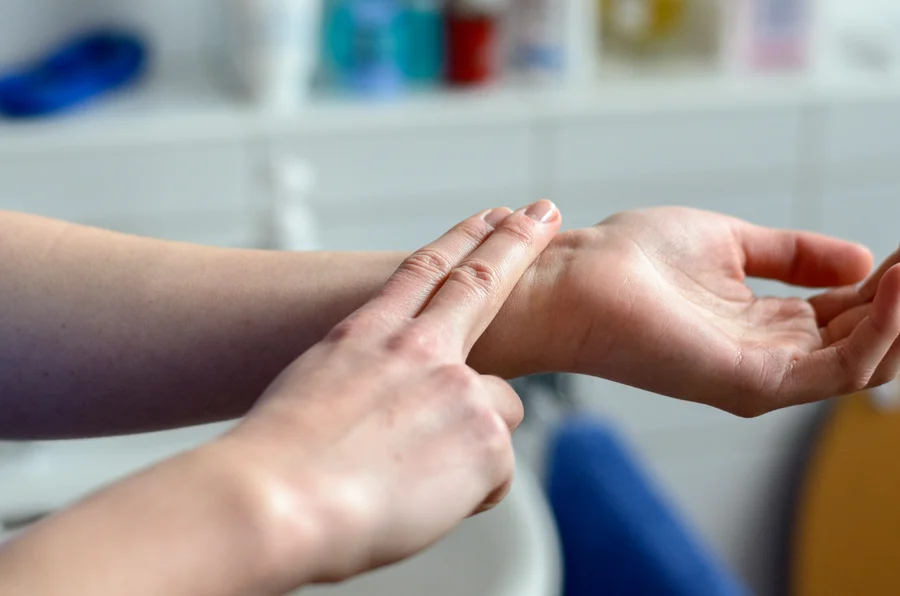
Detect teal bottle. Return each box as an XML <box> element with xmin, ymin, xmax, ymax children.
<box><xmin>399</xmin><ymin>1</ymin><xmax>445</xmax><ymax>86</ymax></box>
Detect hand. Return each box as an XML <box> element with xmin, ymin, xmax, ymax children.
<box><xmin>220</xmin><ymin>201</ymin><xmax>561</xmax><ymax>589</ymax></box>
<box><xmin>547</xmin><ymin>207</ymin><xmax>900</xmax><ymax>417</ymax></box>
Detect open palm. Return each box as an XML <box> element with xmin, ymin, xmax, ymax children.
<box><xmin>559</xmin><ymin>207</ymin><xmax>900</xmax><ymax>416</ymax></box>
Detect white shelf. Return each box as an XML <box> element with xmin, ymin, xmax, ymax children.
<box><xmin>3</xmin><ymin>55</ymin><xmax>900</xmax><ymax>154</ymax></box>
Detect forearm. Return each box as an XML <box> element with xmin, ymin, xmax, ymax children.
<box><xmin>0</xmin><ymin>212</ymin><xmax>570</xmax><ymax>439</ymax></box>
<box><xmin>0</xmin><ymin>211</ymin><xmax>405</xmax><ymax>438</ymax></box>
<box><xmin>0</xmin><ymin>441</ymin><xmax>307</xmax><ymax>596</ymax></box>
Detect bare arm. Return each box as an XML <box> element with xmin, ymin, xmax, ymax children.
<box><xmin>0</xmin><ymin>211</ymin><xmax>403</xmax><ymax>438</ymax></box>
<box><xmin>0</xmin><ymin>211</ymin><xmax>562</xmax><ymax>439</ymax></box>
<box><xmin>0</xmin><ymin>204</ymin><xmax>558</xmax><ymax>596</ymax></box>
<box><xmin>0</xmin><ymin>443</ymin><xmax>294</xmax><ymax>596</ymax></box>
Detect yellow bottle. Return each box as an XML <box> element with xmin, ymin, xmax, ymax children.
<box><xmin>601</xmin><ymin>0</ymin><xmax>686</xmax><ymax>53</ymax></box>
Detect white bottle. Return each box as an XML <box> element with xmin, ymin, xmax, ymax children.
<box><xmin>509</xmin><ymin>0</ymin><xmax>599</xmax><ymax>85</ymax></box>
<box><xmin>228</xmin><ymin>0</ymin><xmax>323</xmax><ymax>108</ymax></box>
<box><xmin>564</xmin><ymin>0</ymin><xmax>600</xmax><ymax>83</ymax></box>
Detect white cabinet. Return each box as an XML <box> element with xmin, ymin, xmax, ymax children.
<box><xmin>271</xmin><ymin>124</ymin><xmax>538</xmax><ymax>251</ymax></box>
<box><xmin>547</xmin><ymin>106</ymin><xmax>802</xmax><ymax>189</ymax></box>
<box><xmin>273</xmin><ymin>124</ymin><xmax>535</xmax><ymax>207</ymax></box>
<box><xmin>550</xmin><ymin>174</ymin><xmax>795</xmax><ymax>231</ymax></box>
<box><xmin>314</xmin><ymin>190</ymin><xmax>521</xmax><ymax>251</ymax></box>
<box><xmin>0</xmin><ymin>142</ymin><xmax>260</xmax><ymax>247</ymax></box>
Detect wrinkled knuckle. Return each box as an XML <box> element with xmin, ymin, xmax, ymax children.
<box><xmin>455</xmin><ymin>220</ymin><xmax>492</xmax><ymax>245</ymax></box>
<box><xmin>448</xmin><ymin>259</ymin><xmax>502</xmax><ymax>298</ymax></box>
<box><xmin>400</xmin><ymin>249</ymin><xmax>454</xmax><ymax>282</ymax></box>
<box><xmin>496</xmin><ymin>217</ymin><xmax>535</xmax><ymax>247</ymax></box>
<box><xmin>868</xmin><ymin>371</ymin><xmax>893</xmax><ymax>390</ymax></box>
<box><xmin>836</xmin><ymin>346</ymin><xmax>873</xmax><ymax>392</ymax></box>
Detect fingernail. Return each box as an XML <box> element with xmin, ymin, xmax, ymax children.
<box><xmin>523</xmin><ymin>199</ymin><xmax>557</xmax><ymax>223</ymax></box>
<box><xmin>484</xmin><ymin>207</ymin><xmax>512</xmax><ymax>227</ymax></box>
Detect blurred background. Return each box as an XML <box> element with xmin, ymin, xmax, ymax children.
<box><xmin>2</xmin><ymin>1</ymin><xmax>900</xmax><ymax>595</ymax></box>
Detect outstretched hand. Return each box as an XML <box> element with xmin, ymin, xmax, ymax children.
<box><xmin>552</xmin><ymin>207</ymin><xmax>900</xmax><ymax>417</ymax></box>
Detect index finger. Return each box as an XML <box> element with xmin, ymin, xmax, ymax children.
<box><xmin>417</xmin><ymin>200</ymin><xmax>561</xmax><ymax>355</ymax></box>
<box><xmin>363</xmin><ymin>207</ymin><xmax>513</xmax><ymax>319</ymax></box>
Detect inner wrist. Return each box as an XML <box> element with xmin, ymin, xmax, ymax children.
<box><xmin>468</xmin><ymin>230</ymin><xmax>583</xmax><ymax>378</ymax></box>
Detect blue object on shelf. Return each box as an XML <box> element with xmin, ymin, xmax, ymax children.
<box><xmin>323</xmin><ymin>0</ymin><xmax>403</xmax><ymax>98</ymax></box>
<box><xmin>0</xmin><ymin>30</ymin><xmax>147</xmax><ymax>119</ymax></box>
<box><xmin>547</xmin><ymin>416</ymin><xmax>750</xmax><ymax>596</ymax></box>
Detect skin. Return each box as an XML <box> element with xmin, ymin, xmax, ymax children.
<box><xmin>0</xmin><ymin>210</ymin><xmax>546</xmax><ymax>438</ymax></box>
<box><xmin>0</xmin><ymin>202</ymin><xmax>561</xmax><ymax>595</ymax></box>
<box><xmin>546</xmin><ymin>208</ymin><xmax>900</xmax><ymax>416</ymax></box>
<box><xmin>0</xmin><ymin>203</ymin><xmax>898</xmax><ymax>594</ymax></box>
<box><xmin>3</xmin><ymin>207</ymin><xmax>897</xmax><ymax>438</ymax></box>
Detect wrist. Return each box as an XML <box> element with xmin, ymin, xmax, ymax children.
<box><xmin>195</xmin><ymin>435</ymin><xmax>325</xmax><ymax>593</ymax></box>
<box><xmin>469</xmin><ymin>229</ymin><xmax>586</xmax><ymax>378</ymax></box>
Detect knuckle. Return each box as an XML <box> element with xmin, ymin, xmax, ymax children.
<box><xmin>386</xmin><ymin>326</ymin><xmax>440</xmax><ymax>361</ymax></box>
<box><xmin>398</xmin><ymin>248</ymin><xmax>455</xmax><ymax>282</ymax></box>
<box><xmin>455</xmin><ymin>219</ymin><xmax>492</xmax><ymax>245</ymax></box>
<box><xmin>436</xmin><ymin>363</ymin><xmax>479</xmax><ymax>392</ymax></box>
<box><xmin>495</xmin><ymin>217</ymin><xmax>535</xmax><ymax>247</ymax></box>
<box><xmin>327</xmin><ymin>313</ymin><xmax>381</xmax><ymax>343</ymax></box>
<box><xmin>868</xmin><ymin>373</ymin><xmax>891</xmax><ymax>390</ymax></box>
<box><xmin>836</xmin><ymin>345</ymin><xmax>873</xmax><ymax>392</ymax></box>
<box><xmin>476</xmin><ymin>410</ymin><xmax>513</xmax><ymax>456</ymax></box>
<box><xmin>447</xmin><ymin>259</ymin><xmax>502</xmax><ymax>298</ymax></box>
<box><xmin>868</xmin><ymin>366</ymin><xmax>899</xmax><ymax>390</ymax></box>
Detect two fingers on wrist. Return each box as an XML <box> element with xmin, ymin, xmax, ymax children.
<box><xmin>368</xmin><ymin>199</ymin><xmax>561</xmax><ymax>356</ymax></box>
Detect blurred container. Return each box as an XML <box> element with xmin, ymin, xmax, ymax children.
<box><xmin>510</xmin><ymin>0</ymin><xmax>564</xmax><ymax>82</ymax></box>
<box><xmin>228</xmin><ymin>0</ymin><xmax>323</xmax><ymax>108</ymax></box>
<box><xmin>563</xmin><ymin>0</ymin><xmax>601</xmax><ymax>82</ymax></box>
<box><xmin>600</xmin><ymin>0</ymin><xmax>721</xmax><ymax>66</ymax></box>
<box><xmin>602</xmin><ymin>0</ymin><xmax>686</xmax><ymax>54</ymax></box>
<box><xmin>446</xmin><ymin>0</ymin><xmax>505</xmax><ymax>86</ymax></box>
<box><xmin>720</xmin><ymin>0</ymin><xmax>813</xmax><ymax>72</ymax></box>
<box><xmin>400</xmin><ymin>0</ymin><xmax>446</xmax><ymax>85</ymax></box>
<box><xmin>323</xmin><ymin>0</ymin><xmax>405</xmax><ymax>97</ymax></box>
<box><xmin>510</xmin><ymin>0</ymin><xmax>600</xmax><ymax>85</ymax></box>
